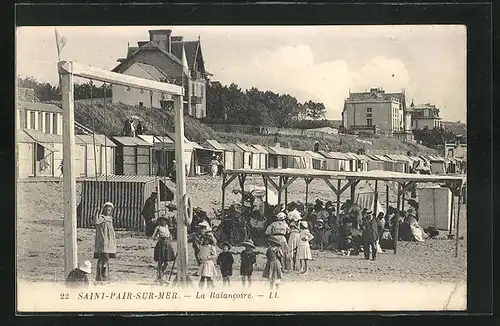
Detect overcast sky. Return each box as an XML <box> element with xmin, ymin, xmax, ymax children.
<box><xmin>16</xmin><ymin>25</ymin><xmax>466</xmax><ymax>122</ymax></box>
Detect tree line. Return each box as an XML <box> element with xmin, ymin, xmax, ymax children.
<box><xmin>17</xmin><ymin>76</ymin><xmax>112</xmax><ymax>102</ymax></box>
<box><xmin>204</xmin><ymin>82</ymin><xmax>328</xmax><ymax>128</ymax></box>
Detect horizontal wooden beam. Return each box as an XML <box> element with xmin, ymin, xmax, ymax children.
<box><xmin>58</xmin><ymin>61</ymin><xmax>184</xmax><ymax>96</ymax></box>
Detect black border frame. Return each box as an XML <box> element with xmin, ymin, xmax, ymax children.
<box><xmin>5</xmin><ymin>1</ymin><xmax>494</xmax><ymax>323</ymax></box>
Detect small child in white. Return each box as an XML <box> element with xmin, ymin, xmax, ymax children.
<box><xmin>297</xmin><ymin>221</ymin><xmax>314</xmax><ymax>274</ymax></box>
<box><xmin>198</xmin><ymin>236</ymin><xmax>217</xmax><ymax>288</ymax></box>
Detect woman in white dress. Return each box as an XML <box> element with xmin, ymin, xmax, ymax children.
<box><xmin>287</xmin><ymin>220</ymin><xmax>301</xmax><ymax>271</ymax></box>
<box><xmin>297</xmin><ymin>221</ymin><xmax>314</xmax><ymax>274</ymax></box>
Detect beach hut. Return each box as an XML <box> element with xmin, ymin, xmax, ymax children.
<box><xmin>427</xmin><ymin>155</ymin><xmax>447</xmax><ymax>175</ymax></box>
<box><xmin>327</xmin><ymin>152</ymin><xmax>351</xmax><ymax>171</ymax></box>
<box><xmin>76</xmin><ymin>134</ymin><xmax>117</xmax><ymax>177</ymax></box>
<box><xmin>369</xmin><ymin>154</ymin><xmax>397</xmax><ymax>172</ymax></box>
<box><xmin>112</xmin><ymin>136</ymin><xmax>152</xmax><ymax>176</ymax></box>
<box><xmin>351</xmin><ymin>153</ymin><xmax>370</xmax><ymax>172</ymax></box>
<box><xmin>386</xmin><ymin>154</ymin><xmax>413</xmax><ymax>173</ymax></box>
<box><xmin>343</xmin><ymin>152</ymin><xmax>359</xmax><ymax>172</ymax></box>
<box><xmin>78</xmin><ymin>175</ymin><xmax>175</xmax><ymax>231</ymax></box>
<box><xmin>224</xmin><ymin>143</ymin><xmax>245</xmax><ymax>169</ymax></box>
<box><xmin>206</xmin><ymin>139</ymin><xmax>234</xmax><ymax>170</ymax></box>
<box><xmin>418</xmin><ymin>186</ymin><xmax>453</xmax><ymax>231</ymax></box>
<box><xmin>250</xmin><ymin>144</ymin><xmax>269</xmax><ymax>169</ymax></box>
<box><xmin>165</xmin><ymin>132</ymin><xmax>203</xmax><ymax>177</ymax></box>
<box><xmin>364</xmin><ymin>154</ymin><xmax>385</xmax><ymax>171</ymax></box>
<box><xmin>23</xmin><ymin>129</ymin><xmax>62</xmax><ymax>177</ymax></box>
<box><xmin>305</xmin><ymin>150</ymin><xmax>326</xmax><ymax>170</ymax></box>
<box><xmin>235</xmin><ymin>143</ymin><xmax>254</xmax><ymax>169</ymax></box>
<box><xmin>137</xmin><ymin>134</ymin><xmax>173</xmax><ymax>176</ymax></box>
<box><xmin>267</xmin><ymin>146</ymin><xmax>296</xmax><ymax>169</ymax></box>
<box><xmin>292</xmin><ymin>150</ymin><xmax>313</xmax><ymax>169</ymax></box>
<box><xmin>16</xmin><ymin>130</ymin><xmax>36</xmax><ymax>179</ymax></box>
<box><xmin>318</xmin><ymin>151</ymin><xmax>338</xmax><ymax>171</ymax></box>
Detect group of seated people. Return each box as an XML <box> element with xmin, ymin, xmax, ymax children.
<box><xmin>272</xmin><ymin>197</ymin><xmax>434</xmax><ymax>255</ymax></box>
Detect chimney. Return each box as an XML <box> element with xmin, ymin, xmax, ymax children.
<box><xmin>148</xmin><ymin>29</ymin><xmax>172</xmax><ymax>52</ymax></box>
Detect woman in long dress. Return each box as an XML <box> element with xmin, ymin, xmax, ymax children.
<box><xmin>265</xmin><ymin>212</ymin><xmax>291</xmax><ymax>271</ymax></box>
<box><xmin>94</xmin><ymin>202</ymin><xmax>117</xmax><ymax>282</ymax></box>
<box><xmin>297</xmin><ymin>221</ymin><xmax>314</xmax><ymax>274</ymax></box>
<box><xmin>287</xmin><ymin>220</ymin><xmax>301</xmax><ymax>271</ymax></box>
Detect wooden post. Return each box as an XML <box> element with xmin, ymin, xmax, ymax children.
<box><xmin>262</xmin><ymin>176</ymin><xmax>268</xmax><ymax>203</ymax></box>
<box><xmin>239</xmin><ymin>174</ymin><xmax>246</xmax><ymax>207</ymax></box>
<box><xmin>373</xmin><ymin>180</ymin><xmax>379</xmax><ymax>217</ymax></box>
<box><xmin>284</xmin><ymin>176</ymin><xmax>289</xmax><ymax>206</ymax></box>
<box><xmin>277</xmin><ymin>176</ymin><xmax>283</xmax><ymax>205</ymax></box>
<box><xmin>173</xmin><ymin>93</ymin><xmax>190</xmax><ymax>284</ymax></box>
<box><xmin>385</xmin><ymin>182</ymin><xmax>389</xmax><ymax>212</ymax></box>
<box><xmin>455</xmin><ymin>188</ymin><xmax>462</xmax><ymax>258</ymax></box>
<box><xmin>60</xmin><ymin>64</ymin><xmax>78</xmax><ymax>277</ymax></box>
<box><xmin>305</xmin><ymin>178</ymin><xmax>311</xmax><ymax>205</ymax></box>
<box><xmin>336</xmin><ymin>179</ymin><xmax>341</xmax><ymax>227</ymax></box>
<box><xmin>350</xmin><ymin>181</ymin><xmax>356</xmax><ymax>201</ymax></box>
<box><xmin>401</xmin><ymin>182</ymin><xmax>406</xmax><ymax>211</ymax></box>
<box><xmin>221</xmin><ymin>173</ymin><xmax>226</xmax><ymax>212</ymax></box>
<box><xmin>449</xmin><ymin>191</ymin><xmax>455</xmax><ymax>235</ymax></box>
<box><xmin>394</xmin><ymin>183</ymin><xmax>401</xmax><ymax>254</ymax></box>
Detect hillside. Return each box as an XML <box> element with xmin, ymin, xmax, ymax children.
<box><xmin>47</xmin><ymin>100</ymin><xmax>438</xmax><ymax>156</ymax></box>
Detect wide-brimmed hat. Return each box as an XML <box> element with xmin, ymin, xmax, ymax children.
<box><xmin>241</xmin><ymin>239</ymin><xmax>255</xmax><ymax>248</ymax></box>
<box><xmin>325</xmin><ymin>201</ymin><xmax>333</xmax><ymax>208</ymax></box>
<box><xmin>166</xmin><ymin>202</ymin><xmax>177</xmax><ymax>210</ymax></box>
<box><xmin>79</xmin><ymin>260</ymin><xmax>92</xmax><ymax>274</ymax></box>
<box><xmin>365</xmin><ymin>209</ymin><xmax>373</xmax><ymax>215</ymax></box>
<box><xmin>299</xmin><ymin>220</ymin><xmax>309</xmax><ymax>229</ymax></box>
<box><xmin>157</xmin><ymin>215</ymin><xmax>168</xmax><ymax>223</ymax></box>
<box><xmin>268</xmin><ymin>236</ymin><xmax>281</xmax><ymax>246</ymax></box>
<box><xmin>407</xmin><ymin>208</ymin><xmax>416</xmax><ymax>216</ymax></box>
<box><xmin>314</xmin><ymin>199</ymin><xmax>324</xmax><ymax>207</ymax></box>
<box><xmin>276</xmin><ymin>212</ymin><xmax>286</xmax><ymax>220</ymax></box>
<box><xmin>315</xmin><ymin>219</ymin><xmax>325</xmax><ymax>225</ymax></box>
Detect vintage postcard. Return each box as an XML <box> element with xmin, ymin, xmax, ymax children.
<box><xmin>16</xmin><ymin>25</ymin><xmax>467</xmax><ymax>312</ymax></box>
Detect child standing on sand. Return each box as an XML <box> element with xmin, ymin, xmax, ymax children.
<box><xmin>216</xmin><ymin>241</ymin><xmax>234</xmax><ymax>286</ymax></box>
<box><xmin>198</xmin><ymin>236</ymin><xmax>217</xmax><ymax>288</ymax></box>
<box><xmin>262</xmin><ymin>236</ymin><xmax>283</xmax><ymax>291</ymax></box>
<box><xmin>152</xmin><ymin>216</ymin><xmax>176</xmax><ymax>284</ymax></box>
<box><xmin>287</xmin><ymin>220</ymin><xmax>301</xmax><ymax>271</ymax></box>
<box><xmin>94</xmin><ymin>202</ymin><xmax>117</xmax><ymax>282</ymax></box>
<box><xmin>238</xmin><ymin>239</ymin><xmax>258</xmax><ymax>287</ymax></box>
<box><xmin>297</xmin><ymin>221</ymin><xmax>314</xmax><ymax>274</ymax></box>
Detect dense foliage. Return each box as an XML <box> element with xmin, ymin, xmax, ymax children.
<box><xmin>17</xmin><ymin>76</ymin><xmax>112</xmax><ymax>101</ymax></box>
<box><xmin>413</xmin><ymin>126</ymin><xmax>459</xmax><ymax>149</ymax></box>
<box><xmin>205</xmin><ymin>82</ymin><xmax>327</xmax><ymax>127</ymax></box>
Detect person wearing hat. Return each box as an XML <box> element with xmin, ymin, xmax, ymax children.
<box><xmin>210</xmin><ymin>155</ymin><xmax>220</xmax><ymax>178</ymax></box>
<box><xmin>311</xmin><ymin>199</ymin><xmax>329</xmax><ymax>225</ymax></box>
<box><xmin>216</xmin><ymin>241</ymin><xmax>234</xmax><ymax>286</ymax></box>
<box><xmin>94</xmin><ymin>202</ymin><xmax>117</xmax><ymax>282</ymax></box>
<box><xmin>66</xmin><ymin>260</ymin><xmax>92</xmax><ymax>288</ymax></box>
<box><xmin>407</xmin><ymin>208</ymin><xmax>426</xmax><ymax>242</ymax></box>
<box><xmin>361</xmin><ymin>209</ymin><xmax>378</xmax><ymax>261</ymax></box>
<box><xmin>190</xmin><ymin>220</ymin><xmax>216</xmax><ymax>267</ymax></box>
<box><xmin>152</xmin><ymin>215</ymin><xmax>176</xmax><ymax>283</ymax></box>
<box><xmin>265</xmin><ymin>212</ymin><xmax>292</xmax><ymax>271</ymax></box>
<box><xmin>263</xmin><ymin>236</ymin><xmax>284</xmax><ymax>290</ymax></box>
<box><xmin>198</xmin><ymin>235</ymin><xmax>218</xmax><ymax>288</ymax></box>
<box><xmin>342</xmin><ymin>199</ymin><xmax>363</xmax><ymax>230</ymax></box>
<box><xmin>287</xmin><ymin>202</ymin><xmax>302</xmax><ymax>223</ymax></box>
<box><xmin>313</xmin><ymin>219</ymin><xmax>330</xmax><ymax>251</ymax></box>
<box><xmin>142</xmin><ymin>192</ymin><xmax>158</xmax><ymax>237</ymax></box>
<box><xmin>287</xmin><ymin>220</ymin><xmax>301</xmax><ymax>271</ymax></box>
<box><xmin>297</xmin><ymin>221</ymin><xmax>314</xmax><ymax>273</ymax></box>
<box><xmin>238</xmin><ymin>239</ymin><xmax>259</xmax><ymax>287</ymax></box>
<box><xmin>168</xmin><ymin>160</ymin><xmax>177</xmax><ymax>183</ymax></box>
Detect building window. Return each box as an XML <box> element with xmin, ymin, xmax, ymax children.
<box><xmin>367</xmin><ymin>118</ymin><xmax>372</xmax><ymax>126</ymax></box>
<box><xmin>52</xmin><ymin>114</ymin><xmax>58</xmax><ymax>135</ymax></box>
<box><xmin>200</xmin><ymin>84</ymin><xmax>204</xmax><ymax>100</ymax></box>
<box><xmin>29</xmin><ymin>111</ymin><xmax>35</xmax><ymax>129</ymax></box>
<box><xmin>20</xmin><ymin>109</ymin><xmax>27</xmax><ymax>129</ymax></box>
<box><xmin>45</xmin><ymin>113</ymin><xmax>51</xmax><ymax>134</ymax></box>
<box><xmin>366</xmin><ymin>108</ymin><xmax>372</xmax><ymax>112</ymax></box>
<box><xmin>366</xmin><ymin>113</ymin><xmax>372</xmax><ymax>118</ymax></box>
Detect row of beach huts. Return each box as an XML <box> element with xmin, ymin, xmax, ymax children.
<box><xmin>16</xmin><ymin>130</ymin><xmax>467</xmax><ymax>179</ymax></box>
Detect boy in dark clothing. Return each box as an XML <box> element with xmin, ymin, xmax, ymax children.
<box><xmin>66</xmin><ymin>261</ymin><xmax>91</xmax><ymax>288</ymax></box>
<box><xmin>361</xmin><ymin>210</ymin><xmax>378</xmax><ymax>261</ymax></box>
<box><xmin>216</xmin><ymin>242</ymin><xmax>234</xmax><ymax>286</ymax></box>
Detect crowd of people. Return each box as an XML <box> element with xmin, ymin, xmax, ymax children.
<box><xmin>66</xmin><ymin>192</ymin><xmax>434</xmax><ymax>289</ymax></box>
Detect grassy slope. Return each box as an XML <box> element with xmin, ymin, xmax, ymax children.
<box><xmin>48</xmin><ymin>100</ymin><xmax>438</xmax><ymax>155</ymax></box>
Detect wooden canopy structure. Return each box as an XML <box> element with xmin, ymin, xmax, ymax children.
<box><xmin>221</xmin><ymin>168</ymin><xmax>464</xmax><ymax>257</ymax></box>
